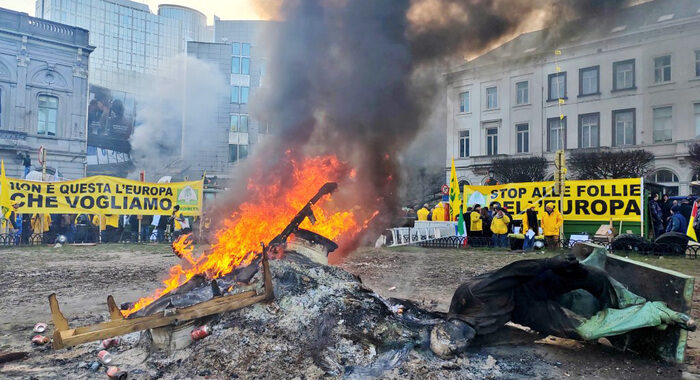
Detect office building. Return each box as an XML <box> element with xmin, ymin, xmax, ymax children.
<box><xmin>35</xmin><ymin>0</ymin><xmax>210</xmax><ymax>177</ymax></box>
<box><xmin>446</xmin><ymin>0</ymin><xmax>700</xmax><ymax>195</ymax></box>
<box><xmin>0</xmin><ymin>8</ymin><xmax>92</xmax><ymax>179</ymax></box>
<box><xmin>185</xmin><ymin>20</ymin><xmax>270</xmax><ymax>176</ymax></box>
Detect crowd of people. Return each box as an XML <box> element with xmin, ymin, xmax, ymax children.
<box><xmin>413</xmin><ymin>201</ymin><xmax>564</xmax><ymax>251</ymax></box>
<box><xmin>0</xmin><ymin>201</ymin><xmax>210</xmax><ymax>245</ymax></box>
<box><xmin>649</xmin><ymin>193</ymin><xmax>700</xmax><ymax>238</ymax></box>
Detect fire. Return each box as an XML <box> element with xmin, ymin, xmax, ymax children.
<box><xmin>124</xmin><ymin>154</ymin><xmax>375</xmax><ymax>316</ymax></box>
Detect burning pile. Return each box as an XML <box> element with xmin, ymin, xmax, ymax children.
<box><xmin>124</xmin><ymin>154</ymin><xmax>378</xmax><ymax>317</ymax></box>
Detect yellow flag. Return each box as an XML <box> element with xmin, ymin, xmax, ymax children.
<box><xmin>558</xmin><ymin>99</ymin><xmax>565</xmax><ymax>105</ymax></box>
<box><xmin>0</xmin><ymin>160</ymin><xmax>11</xmax><ymax>218</ymax></box>
<box><xmin>688</xmin><ymin>202</ymin><xmax>698</xmax><ymax>242</ymax></box>
<box><xmin>555</xmin><ymin>49</ymin><xmax>562</xmax><ymax>56</ymax></box>
<box><xmin>449</xmin><ymin>157</ymin><xmax>460</xmax><ymax>221</ymax></box>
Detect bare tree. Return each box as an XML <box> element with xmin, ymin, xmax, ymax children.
<box><xmin>403</xmin><ymin>167</ymin><xmax>444</xmax><ymax>206</ymax></box>
<box><xmin>569</xmin><ymin>149</ymin><xmax>654</xmax><ymax>180</ymax></box>
<box><xmin>491</xmin><ymin>156</ymin><xmax>548</xmax><ymax>183</ymax></box>
<box><xmin>689</xmin><ymin>142</ymin><xmax>700</xmax><ymax>176</ymax></box>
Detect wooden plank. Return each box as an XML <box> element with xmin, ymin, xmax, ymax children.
<box><xmin>50</xmin><ymin>257</ymin><xmax>275</xmax><ymax>349</ymax></box>
<box><xmin>57</xmin><ymin>293</ymin><xmax>267</xmax><ymax>348</ymax></box>
<box><xmin>48</xmin><ymin>293</ymin><xmax>69</xmax><ymax>331</ymax></box>
<box><xmin>107</xmin><ymin>295</ymin><xmax>124</xmax><ymax>320</ymax></box>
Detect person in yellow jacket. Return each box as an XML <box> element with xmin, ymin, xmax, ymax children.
<box><xmin>31</xmin><ymin>213</ymin><xmax>51</xmax><ymax>234</ymax></box>
<box><xmin>541</xmin><ymin>202</ymin><xmax>563</xmax><ymax>249</ymax></box>
<box><xmin>92</xmin><ymin>214</ymin><xmax>119</xmax><ymax>242</ymax></box>
<box><xmin>432</xmin><ymin>203</ymin><xmax>445</xmax><ymax>221</ymax></box>
<box><xmin>417</xmin><ymin>204</ymin><xmax>430</xmax><ymax>221</ymax></box>
<box><xmin>490</xmin><ymin>206</ymin><xmax>511</xmax><ymax>248</ymax></box>
<box><xmin>469</xmin><ymin>204</ymin><xmax>483</xmax><ymax>237</ymax></box>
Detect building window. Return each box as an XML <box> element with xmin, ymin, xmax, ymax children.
<box><xmin>578</xmin><ymin>113</ymin><xmax>599</xmax><ymax>148</ymax></box>
<box><xmin>612</xmin><ymin>109</ymin><xmax>635</xmax><ymax>146</ymax></box>
<box><xmin>229</xmin><ymin>144</ymin><xmax>249</xmax><ymax>162</ymax></box>
<box><xmin>547</xmin><ymin>117</ymin><xmax>566</xmax><ymax>152</ymax></box>
<box><xmin>231</xmin><ymin>42</ymin><xmax>251</xmax><ymax>75</ymax></box>
<box><xmin>515</xmin><ymin>81</ymin><xmax>528</xmax><ymax>105</ymax></box>
<box><xmin>458</xmin><ymin>91</ymin><xmax>469</xmax><ymax>113</ymax></box>
<box><xmin>486</xmin><ymin>87</ymin><xmax>498</xmax><ymax>109</ymax></box>
<box><xmin>652</xmin><ymin>106</ymin><xmax>672</xmax><ymax>143</ymax></box>
<box><xmin>579</xmin><ymin>66</ymin><xmax>599</xmax><ymax>96</ymax></box>
<box><xmin>694</xmin><ymin>103</ymin><xmax>700</xmax><ymax>137</ymax></box>
<box><xmin>695</xmin><ymin>50</ymin><xmax>700</xmax><ymax>78</ymax></box>
<box><xmin>38</xmin><ymin>95</ymin><xmax>58</xmax><ymax>136</ymax></box>
<box><xmin>613</xmin><ymin>59</ymin><xmax>635</xmax><ymax>90</ymax></box>
<box><xmin>230</xmin><ymin>114</ymin><xmax>249</xmax><ymax>133</ymax></box>
<box><xmin>458</xmin><ymin>130</ymin><xmax>469</xmax><ymax>158</ymax></box>
<box><xmin>646</xmin><ymin>169</ymin><xmax>679</xmax><ymax>195</ymax></box>
<box><xmin>231</xmin><ymin>86</ymin><xmax>239</xmax><ymax>103</ymax></box>
<box><xmin>231</xmin><ymin>87</ymin><xmax>250</xmax><ymax>104</ymax></box>
<box><xmin>548</xmin><ymin>72</ymin><xmax>566</xmax><ymax>101</ymax></box>
<box><xmin>516</xmin><ymin>123</ymin><xmax>529</xmax><ymax>153</ymax></box>
<box><xmin>654</xmin><ymin>55</ymin><xmax>671</xmax><ymax>83</ymax></box>
<box><xmin>486</xmin><ymin>127</ymin><xmax>498</xmax><ymax>156</ymax></box>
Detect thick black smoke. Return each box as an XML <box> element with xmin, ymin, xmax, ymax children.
<box><xmin>251</xmin><ymin>0</ymin><xmax>631</xmax><ymax>223</ymax></box>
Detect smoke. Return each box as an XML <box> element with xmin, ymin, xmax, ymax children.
<box><xmin>250</xmin><ymin>0</ymin><xmax>630</xmax><ymax>219</ymax></box>
<box><xmin>130</xmin><ymin>54</ymin><xmax>228</xmax><ymax>181</ymax></box>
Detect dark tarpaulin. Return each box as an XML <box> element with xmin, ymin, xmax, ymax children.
<box><xmin>447</xmin><ymin>255</ymin><xmax>618</xmax><ymax>339</ymax></box>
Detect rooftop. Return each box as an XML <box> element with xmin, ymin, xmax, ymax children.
<box><xmin>0</xmin><ymin>7</ymin><xmax>91</xmax><ymax>48</ymax></box>
<box><xmin>459</xmin><ymin>0</ymin><xmax>700</xmax><ymax>70</ymax></box>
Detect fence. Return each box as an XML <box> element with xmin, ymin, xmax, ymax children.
<box><xmin>0</xmin><ymin>228</ymin><xmax>210</xmax><ymax>247</ymax></box>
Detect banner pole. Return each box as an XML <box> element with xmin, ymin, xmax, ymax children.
<box><xmin>640</xmin><ymin>177</ymin><xmax>644</xmax><ymax>238</ymax></box>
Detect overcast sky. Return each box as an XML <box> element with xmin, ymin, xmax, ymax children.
<box><xmin>0</xmin><ymin>0</ymin><xmax>264</xmax><ymax>22</ymax></box>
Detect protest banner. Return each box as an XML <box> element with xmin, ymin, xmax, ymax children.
<box><xmin>463</xmin><ymin>178</ymin><xmax>644</xmax><ymax>222</ymax></box>
<box><xmin>3</xmin><ymin>175</ymin><xmax>203</xmax><ymax>216</ymax></box>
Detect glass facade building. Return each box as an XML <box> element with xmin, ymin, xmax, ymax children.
<box><xmin>35</xmin><ymin>0</ymin><xmax>185</xmax><ymax>93</ymax></box>
<box><xmin>158</xmin><ymin>4</ymin><xmax>211</xmax><ymax>50</ymax></box>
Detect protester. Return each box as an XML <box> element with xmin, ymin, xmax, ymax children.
<box><xmin>21</xmin><ymin>152</ymin><xmax>31</xmax><ymax>179</ymax></box>
<box><xmin>522</xmin><ymin>203</ymin><xmax>539</xmax><ymax>252</ymax></box>
<box><xmin>156</xmin><ymin>213</ymin><xmax>169</xmax><ymax>242</ymax></box>
<box><xmin>7</xmin><ymin>201</ymin><xmax>22</xmax><ymax>245</ymax></box>
<box><xmin>666</xmin><ymin>205</ymin><xmax>688</xmax><ymax>233</ymax></box>
<box><xmin>432</xmin><ymin>203</ymin><xmax>445</xmax><ymax>221</ymax></box>
<box><xmin>680</xmin><ymin>197</ymin><xmax>693</xmax><ymax>222</ymax></box>
<box><xmin>469</xmin><ymin>204</ymin><xmax>483</xmax><ymax>238</ymax></box>
<box><xmin>650</xmin><ymin>193</ymin><xmax>664</xmax><ymax>238</ymax></box>
<box><xmin>417</xmin><ymin>204</ymin><xmax>430</xmax><ymax>221</ymax></box>
<box><xmin>74</xmin><ymin>213</ymin><xmax>93</xmax><ymax>243</ymax></box>
<box><xmin>490</xmin><ymin>206</ymin><xmax>510</xmax><ymax>248</ymax></box>
<box><xmin>480</xmin><ymin>207</ymin><xmax>492</xmax><ymax>239</ymax></box>
<box><xmin>31</xmin><ymin>213</ymin><xmax>51</xmax><ymax>235</ymax></box>
<box><xmin>661</xmin><ymin>194</ymin><xmax>672</xmax><ymax>229</ymax></box>
<box><xmin>541</xmin><ymin>203</ymin><xmax>563</xmax><ymax>249</ymax></box>
<box><xmin>141</xmin><ymin>214</ymin><xmax>153</xmax><ymax>242</ymax></box>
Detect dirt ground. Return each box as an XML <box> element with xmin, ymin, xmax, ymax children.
<box><xmin>0</xmin><ymin>243</ymin><xmax>699</xmax><ymax>379</ymax></box>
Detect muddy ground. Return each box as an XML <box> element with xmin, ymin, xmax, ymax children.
<box><xmin>0</xmin><ymin>243</ymin><xmax>699</xmax><ymax>379</ymax></box>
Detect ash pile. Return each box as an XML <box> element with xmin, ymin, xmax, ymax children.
<box><xmin>5</xmin><ymin>244</ymin><xmax>544</xmax><ymax>380</ymax></box>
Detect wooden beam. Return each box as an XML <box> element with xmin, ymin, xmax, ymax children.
<box><xmin>50</xmin><ymin>258</ymin><xmax>275</xmax><ymax>349</ymax></box>
<box><xmin>107</xmin><ymin>295</ymin><xmax>124</xmax><ymax>321</ymax></box>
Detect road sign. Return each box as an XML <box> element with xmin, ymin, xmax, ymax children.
<box><xmin>441</xmin><ymin>184</ymin><xmax>449</xmax><ymax>195</ymax></box>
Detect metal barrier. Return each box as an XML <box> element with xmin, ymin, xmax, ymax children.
<box><xmin>0</xmin><ymin>230</ymin><xmax>209</xmax><ymax>247</ymax></box>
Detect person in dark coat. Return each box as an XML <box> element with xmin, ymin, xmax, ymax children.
<box><xmin>661</xmin><ymin>194</ymin><xmax>672</xmax><ymax>230</ymax></box>
<box><xmin>666</xmin><ymin>205</ymin><xmax>688</xmax><ymax>233</ymax></box>
<box><xmin>650</xmin><ymin>193</ymin><xmax>664</xmax><ymax>238</ymax></box>
<box><xmin>680</xmin><ymin>197</ymin><xmax>694</xmax><ymax>222</ymax></box>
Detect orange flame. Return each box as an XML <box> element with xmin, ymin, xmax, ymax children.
<box><xmin>124</xmin><ymin>155</ymin><xmax>375</xmax><ymax>316</ymax></box>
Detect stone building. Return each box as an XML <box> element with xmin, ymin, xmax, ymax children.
<box><xmin>446</xmin><ymin>0</ymin><xmax>700</xmax><ymax>195</ymax></box>
<box><xmin>0</xmin><ymin>8</ymin><xmax>92</xmax><ymax>179</ymax></box>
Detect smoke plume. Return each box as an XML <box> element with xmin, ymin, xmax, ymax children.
<box><xmin>130</xmin><ymin>54</ymin><xmax>228</xmax><ymax>181</ymax></box>
<box><xmin>250</xmin><ymin>0</ymin><xmax>630</xmax><ymax>224</ymax></box>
